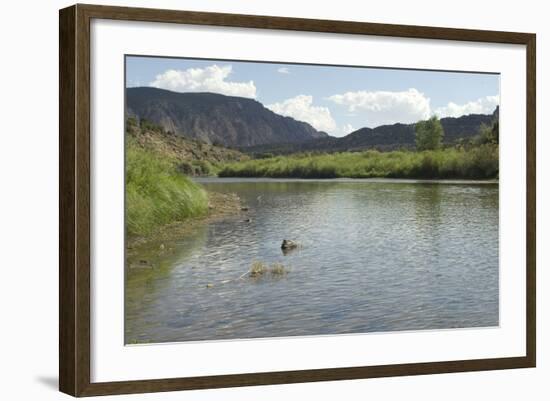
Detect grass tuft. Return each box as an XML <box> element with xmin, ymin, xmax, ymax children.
<box><xmin>126</xmin><ymin>138</ymin><xmax>208</xmax><ymax>237</ymax></box>
<box><xmin>249</xmin><ymin>261</ymin><xmax>289</xmax><ymax>278</ymax></box>
<box><xmin>270</xmin><ymin>262</ymin><xmax>287</xmax><ymax>275</ymax></box>
<box><xmin>249</xmin><ymin>261</ymin><xmax>268</xmax><ymax>277</ymax></box>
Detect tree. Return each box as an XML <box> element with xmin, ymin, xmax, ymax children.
<box><xmin>415</xmin><ymin>116</ymin><xmax>444</xmax><ymax>151</ymax></box>
<box><xmin>472</xmin><ymin>120</ymin><xmax>499</xmax><ymax>146</ymax></box>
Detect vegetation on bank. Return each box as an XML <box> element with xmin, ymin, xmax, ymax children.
<box><xmin>218</xmin><ymin>145</ymin><xmax>498</xmax><ymax>179</ymax></box>
<box><xmin>126</xmin><ymin>138</ymin><xmax>208</xmax><ymax>237</ymax></box>
<box><xmin>219</xmin><ymin>117</ymin><xmax>499</xmax><ymax>180</ymax></box>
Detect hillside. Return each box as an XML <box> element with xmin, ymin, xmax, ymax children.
<box><xmin>126</xmin><ymin>118</ymin><xmax>248</xmax><ymax>176</ymax></box>
<box><xmin>126</xmin><ymin>87</ymin><xmax>328</xmax><ymax>148</ymax></box>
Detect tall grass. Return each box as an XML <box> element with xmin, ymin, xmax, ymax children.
<box><xmin>219</xmin><ymin>145</ymin><xmax>498</xmax><ymax>180</ymax></box>
<box><xmin>126</xmin><ymin>138</ymin><xmax>208</xmax><ymax>236</ymax></box>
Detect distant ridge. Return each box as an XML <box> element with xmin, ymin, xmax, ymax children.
<box><xmin>242</xmin><ymin>107</ymin><xmax>499</xmax><ymax>155</ymax></box>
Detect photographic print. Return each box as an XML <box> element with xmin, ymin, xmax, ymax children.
<box><xmin>124</xmin><ymin>56</ymin><xmax>500</xmax><ymax>345</ymax></box>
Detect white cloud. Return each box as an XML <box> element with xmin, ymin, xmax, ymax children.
<box><xmin>336</xmin><ymin>123</ymin><xmax>355</xmax><ymax>137</ymax></box>
<box><xmin>149</xmin><ymin>65</ymin><xmax>257</xmax><ymax>98</ymax></box>
<box><xmin>327</xmin><ymin>88</ymin><xmax>432</xmax><ymax>127</ymax></box>
<box><xmin>267</xmin><ymin>95</ymin><xmax>337</xmax><ymax>133</ymax></box>
<box><xmin>277</xmin><ymin>67</ymin><xmax>290</xmax><ymax>74</ymax></box>
<box><xmin>434</xmin><ymin>95</ymin><xmax>499</xmax><ymax>118</ymax></box>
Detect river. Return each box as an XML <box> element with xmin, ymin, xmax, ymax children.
<box><xmin>125</xmin><ymin>178</ymin><xmax>499</xmax><ymax>344</ymax></box>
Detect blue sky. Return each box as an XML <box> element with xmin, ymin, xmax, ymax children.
<box><xmin>126</xmin><ymin>56</ymin><xmax>500</xmax><ymax>137</ymax></box>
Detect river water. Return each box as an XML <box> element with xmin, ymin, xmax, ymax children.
<box><xmin>125</xmin><ymin>178</ymin><xmax>499</xmax><ymax>344</ymax></box>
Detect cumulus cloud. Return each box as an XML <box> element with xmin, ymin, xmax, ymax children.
<box><xmin>327</xmin><ymin>88</ymin><xmax>432</xmax><ymax>127</ymax></box>
<box><xmin>434</xmin><ymin>95</ymin><xmax>499</xmax><ymax>118</ymax></box>
<box><xmin>277</xmin><ymin>67</ymin><xmax>290</xmax><ymax>74</ymax></box>
<box><xmin>267</xmin><ymin>95</ymin><xmax>337</xmax><ymax>133</ymax></box>
<box><xmin>149</xmin><ymin>65</ymin><xmax>257</xmax><ymax>98</ymax></box>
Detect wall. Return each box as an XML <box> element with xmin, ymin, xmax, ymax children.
<box><xmin>0</xmin><ymin>0</ymin><xmax>546</xmax><ymax>400</ymax></box>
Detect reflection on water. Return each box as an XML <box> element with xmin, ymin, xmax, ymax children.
<box><xmin>125</xmin><ymin>178</ymin><xmax>499</xmax><ymax>344</ymax></box>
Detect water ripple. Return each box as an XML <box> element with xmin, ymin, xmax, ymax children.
<box><xmin>125</xmin><ymin>180</ymin><xmax>499</xmax><ymax>344</ymax></box>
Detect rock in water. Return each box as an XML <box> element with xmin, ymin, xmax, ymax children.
<box><xmin>281</xmin><ymin>239</ymin><xmax>298</xmax><ymax>250</ymax></box>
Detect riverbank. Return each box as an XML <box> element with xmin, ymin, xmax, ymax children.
<box><xmin>219</xmin><ymin>145</ymin><xmax>499</xmax><ymax>179</ymax></box>
<box><xmin>126</xmin><ymin>190</ymin><xmax>244</xmax><ymax>264</ymax></box>
<box><xmin>126</xmin><ymin>118</ymin><xmax>249</xmax><ymax>238</ymax></box>
<box><xmin>126</xmin><ymin>138</ymin><xmax>209</xmax><ymax>237</ymax></box>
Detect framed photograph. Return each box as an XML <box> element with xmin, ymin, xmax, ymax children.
<box><xmin>59</xmin><ymin>4</ymin><xmax>536</xmax><ymax>397</ymax></box>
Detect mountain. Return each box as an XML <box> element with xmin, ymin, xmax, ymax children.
<box><xmin>242</xmin><ymin>107</ymin><xmax>499</xmax><ymax>155</ymax></box>
<box><xmin>127</xmin><ymin>87</ymin><xmax>498</xmax><ymax>155</ymax></box>
<box><xmin>126</xmin><ymin>87</ymin><xmax>328</xmax><ymax>148</ymax></box>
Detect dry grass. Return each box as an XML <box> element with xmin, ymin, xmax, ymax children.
<box><xmin>249</xmin><ymin>261</ymin><xmax>289</xmax><ymax>278</ymax></box>
<box><xmin>270</xmin><ymin>262</ymin><xmax>287</xmax><ymax>275</ymax></box>
<box><xmin>249</xmin><ymin>261</ymin><xmax>268</xmax><ymax>277</ymax></box>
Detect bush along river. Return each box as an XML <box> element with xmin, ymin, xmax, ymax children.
<box><xmin>125</xmin><ymin>178</ymin><xmax>499</xmax><ymax>344</ymax></box>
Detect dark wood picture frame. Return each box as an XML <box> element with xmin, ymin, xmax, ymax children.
<box><xmin>59</xmin><ymin>3</ymin><xmax>536</xmax><ymax>397</ymax></box>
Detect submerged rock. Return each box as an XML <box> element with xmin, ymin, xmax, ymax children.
<box><xmin>281</xmin><ymin>239</ymin><xmax>299</xmax><ymax>250</ymax></box>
